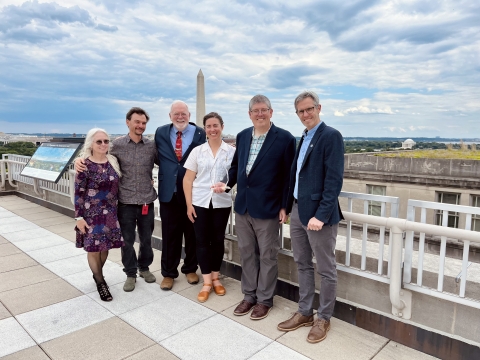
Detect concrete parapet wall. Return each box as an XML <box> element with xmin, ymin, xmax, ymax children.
<box><xmin>345</xmin><ymin>154</ymin><xmax>480</xmax><ymax>180</ymax></box>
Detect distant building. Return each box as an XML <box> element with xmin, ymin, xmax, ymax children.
<box><xmin>402</xmin><ymin>139</ymin><xmax>416</xmax><ymax>149</ymax></box>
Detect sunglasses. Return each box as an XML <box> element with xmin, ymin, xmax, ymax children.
<box><xmin>95</xmin><ymin>140</ymin><xmax>110</xmax><ymax>145</ymax></box>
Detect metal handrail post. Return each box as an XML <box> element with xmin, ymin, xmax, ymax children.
<box><xmin>0</xmin><ymin>160</ymin><xmax>5</xmax><ymax>189</ymax></box>
<box><xmin>389</xmin><ymin>225</ymin><xmax>410</xmax><ymax>317</ymax></box>
<box><xmin>69</xmin><ymin>169</ymin><xmax>76</xmax><ymax>205</ymax></box>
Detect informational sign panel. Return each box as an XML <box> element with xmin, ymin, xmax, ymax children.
<box><xmin>20</xmin><ymin>142</ymin><xmax>82</xmax><ymax>183</ymax></box>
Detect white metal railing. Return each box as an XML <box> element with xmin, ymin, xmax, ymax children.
<box><xmin>404</xmin><ymin>199</ymin><xmax>480</xmax><ymax>306</ymax></box>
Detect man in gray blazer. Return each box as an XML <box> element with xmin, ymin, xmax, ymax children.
<box><xmin>277</xmin><ymin>91</ymin><xmax>344</xmax><ymax>343</ymax></box>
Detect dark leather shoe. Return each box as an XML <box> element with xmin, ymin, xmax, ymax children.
<box><xmin>307</xmin><ymin>318</ymin><xmax>331</xmax><ymax>343</ymax></box>
<box><xmin>250</xmin><ymin>303</ymin><xmax>272</xmax><ymax>320</ymax></box>
<box><xmin>233</xmin><ymin>300</ymin><xmax>255</xmax><ymax>316</ymax></box>
<box><xmin>186</xmin><ymin>273</ymin><xmax>199</xmax><ymax>284</ymax></box>
<box><xmin>277</xmin><ymin>312</ymin><xmax>314</xmax><ymax>331</ymax></box>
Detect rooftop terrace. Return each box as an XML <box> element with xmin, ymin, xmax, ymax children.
<box><xmin>0</xmin><ymin>195</ymin><xmax>437</xmax><ymax>360</ymax></box>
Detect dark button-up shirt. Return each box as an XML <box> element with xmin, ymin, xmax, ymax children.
<box><xmin>110</xmin><ymin>134</ymin><xmax>158</xmax><ymax>205</ymax></box>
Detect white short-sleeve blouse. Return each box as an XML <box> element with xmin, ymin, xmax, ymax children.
<box><xmin>184</xmin><ymin>140</ymin><xmax>236</xmax><ymax>209</ymax></box>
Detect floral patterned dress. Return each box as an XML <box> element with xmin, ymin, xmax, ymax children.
<box><xmin>74</xmin><ymin>158</ymin><xmax>124</xmax><ymax>252</ymax></box>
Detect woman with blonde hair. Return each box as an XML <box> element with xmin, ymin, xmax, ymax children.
<box><xmin>74</xmin><ymin>128</ymin><xmax>123</xmax><ymax>301</ymax></box>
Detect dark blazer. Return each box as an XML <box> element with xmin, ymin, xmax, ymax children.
<box><xmin>286</xmin><ymin>122</ymin><xmax>344</xmax><ymax>226</ymax></box>
<box><xmin>228</xmin><ymin>123</ymin><xmax>296</xmax><ymax>219</ymax></box>
<box><xmin>154</xmin><ymin>122</ymin><xmax>206</xmax><ymax>202</ymax></box>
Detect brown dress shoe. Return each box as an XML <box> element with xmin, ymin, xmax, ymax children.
<box><xmin>160</xmin><ymin>277</ymin><xmax>174</xmax><ymax>291</ymax></box>
<box><xmin>197</xmin><ymin>284</ymin><xmax>212</xmax><ymax>303</ymax></box>
<box><xmin>212</xmin><ymin>278</ymin><xmax>226</xmax><ymax>296</ymax></box>
<box><xmin>186</xmin><ymin>273</ymin><xmax>199</xmax><ymax>284</ymax></box>
<box><xmin>277</xmin><ymin>312</ymin><xmax>314</xmax><ymax>331</ymax></box>
<box><xmin>233</xmin><ymin>300</ymin><xmax>255</xmax><ymax>316</ymax></box>
<box><xmin>250</xmin><ymin>303</ymin><xmax>272</xmax><ymax>320</ymax></box>
<box><xmin>307</xmin><ymin>318</ymin><xmax>331</xmax><ymax>343</ymax></box>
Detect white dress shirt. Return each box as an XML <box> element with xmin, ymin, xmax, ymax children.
<box><xmin>184</xmin><ymin>140</ymin><xmax>236</xmax><ymax>209</ymax></box>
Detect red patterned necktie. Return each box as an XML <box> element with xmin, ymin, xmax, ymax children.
<box><xmin>175</xmin><ymin>131</ymin><xmax>182</xmax><ymax>161</ymax></box>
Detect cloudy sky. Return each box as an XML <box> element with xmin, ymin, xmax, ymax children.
<box><xmin>0</xmin><ymin>0</ymin><xmax>479</xmax><ymax>137</ymax></box>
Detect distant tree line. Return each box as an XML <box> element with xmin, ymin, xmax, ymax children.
<box><xmin>0</xmin><ymin>142</ymin><xmax>37</xmax><ymax>157</ymax></box>
<box><xmin>343</xmin><ymin>141</ymin><xmax>450</xmax><ymax>153</ymax></box>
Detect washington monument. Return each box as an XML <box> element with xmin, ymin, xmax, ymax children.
<box><xmin>196</xmin><ymin>69</ymin><xmax>205</xmax><ymax>126</ymax></box>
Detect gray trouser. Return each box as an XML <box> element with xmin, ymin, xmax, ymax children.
<box><xmin>290</xmin><ymin>203</ymin><xmax>338</xmax><ymax>320</ymax></box>
<box><xmin>235</xmin><ymin>212</ymin><xmax>280</xmax><ymax>307</ymax></box>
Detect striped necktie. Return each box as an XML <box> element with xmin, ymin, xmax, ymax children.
<box><xmin>175</xmin><ymin>131</ymin><xmax>182</xmax><ymax>161</ymax></box>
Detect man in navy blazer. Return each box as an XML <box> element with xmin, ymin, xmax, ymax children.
<box><xmin>277</xmin><ymin>91</ymin><xmax>344</xmax><ymax>344</ymax></box>
<box><xmin>154</xmin><ymin>100</ymin><xmax>206</xmax><ymax>290</ymax></box>
<box><xmin>217</xmin><ymin>94</ymin><xmax>296</xmax><ymax>320</ymax></box>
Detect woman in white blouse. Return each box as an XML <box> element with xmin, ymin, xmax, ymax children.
<box><xmin>184</xmin><ymin>112</ymin><xmax>236</xmax><ymax>302</ymax></box>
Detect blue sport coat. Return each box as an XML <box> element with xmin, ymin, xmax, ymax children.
<box><xmin>228</xmin><ymin>123</ymin><xmax>296</xmax><ymax>219</ymax></box>
<box><xmin>286</xmin><ymin>122</ymin><xmax>344</xmax><ymax>226</ymax></box>
<box><xmin>154</xmin><ymin>122</ymin><xmax>206</xmax><ymax>202</ymax></box>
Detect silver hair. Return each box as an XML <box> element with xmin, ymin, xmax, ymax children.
<box><xmin>170</xmin><ymin>100</ymin><xmax>190</xmax><ymax>113</ymax></box>
<box><xmin>79</xmin><ymin>128</ymin><xmax>121</xmax><ymax>176</ymax></box>
<box><xmin>294</xmin><ymin>91</ymin><xmax>320</xmax><ymax>111</ymax></box>
<box><xmin>249</xmin><ymin>94</ymin><xmax>272</xmax><ymax>111</ymax></box>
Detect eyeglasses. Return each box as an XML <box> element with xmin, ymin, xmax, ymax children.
<box><xmin>296</xmin><ymin>106</ymin><xmax>317</xmax><ymax>116</ymax></box>
<box><xmin>173</xmin><ymin>112</ymin><xmax>189</xmax><ymax>118</ymax></box>
<box><xmin>250</xmin><ymin>108</ymin><xmax>270</xmax><ymax>115</ymax></box>
<box><xmin>95</xmin><ymin>140</ymin><xmax>110</xmax><ymax>145</ymax></box>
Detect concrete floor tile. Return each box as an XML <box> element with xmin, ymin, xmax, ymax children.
<box><xmin>2</xmin><ymin>228</ymin><xmax>54</xmax><ymax>243</ymax></box>
<box><xmin>64</xmin><ymin>260</ymin><xmax>126</xmax><ymax>294</ymax></box>
<box><xmin>179</xmin><ymin>276</ymin><xmax>244</xmax><ymax>312</ymax></box>
<box><xmin>0</xmin><ymin>302</ymin><xmax>11</xmax><ymax>320</ymax></box>
<box><xmin>30</xmin><ymin>215</ymin><xmax>74</xmax><ymax>227</ymax></box>
<box><xmin>0</xmin><ymin>265</ymin><xmax>57</xmax><ymax>293</ymax></box>
<box><xmin>223</xmin><ymin>295</ymin><xmax>299</xmax><ymax>340</ymax></box>
<box><xmin>16</xmin><ymin>295</ymin><xmax>115</xmax><ymax>343</ymax></box>
<box><xmin>0</xmin><ymin>278</ymin><xmax>82</xmax><ymax>315</ymax></box>
<box><xmin>0</xmin><ymin>221</ymin><xmax>39</xmax><ymax>234</ymax></box>
<box><xmin>0</xmin><ymin>253</ymin><xmax>38</xmax><ymax>273</ymax></box>
<box><xmin>0</xmin><ymin>216</ymin><xmax>34</xmax><ymax>227</ymax></box>
<box><xmin>0</xmin><ymin>211</ymin><xmax>18</xmax><ymax>219</ymax></box>
<box><xmin>43</xmin><ymin>223</ymin><xmax>77</xmax><ymax>235</ymax></box>
<box><xmin>13</xmin><ymin>234</ymin><xmax>70</xmax><ymax>252</ymax></box>
<box><xmin>41</xmin><ymin>317</ymin><xmax>155</xmax><ymax>360</ymax></box>
<box><xmin>107</xmin><ymin>247</ymin><xmax>122</xmax><ymax>262</ymax></box>
<box><xmin>88</xmin><ymin>278</ymin><xmax>171</xmax><ymax>315</ymax></box>
<box><xmin>11</xmin><ymin>206</ymin><xmax>52</xmax><ymax>215</ymax></box>
<box><xmin>161</xmin><ymin>313</ymin><xmax>272</xmax><ymax>360</ymax></box>
<box><xmin>0</xmin><ymin>317</ymin><xmax>36</xmax><ymax>357</ymax></box>
<box><xmin>125</xmin><ymin>344</ymin><xmax>180</xmax><ymax>360</ymax></box>
<box><xmin>22</xmin><ymin>211</ymin><xmax>63</xmax><ymax>221</ymax></box>
<box><xmin>277</xmin><ymin>317</ymin><xmax>388</xmax><ymax>360</ymax></box>
<box><xmin>373</xmin><ymin>341</ymin><xmax>438</xmax><ymax>360</ymax></box>
<box><xmin>0</xmin><ymin>235</ymin><xmax>8</xmax><ymax>244</ymax></box>
<box><xmin>0</xmin><ymin>243</ymin><xmax>22</xmax><ymax>257</ymax></box>
<box><xmin>56</xmin><ymin>230</ymin><xmax>76</xmax><ymax>242</ymax></box>
<box><xmin>249</xmin><ymin>341</ymin><xmax>310</xmax><ymax>360</ymax></box>
<box><xmin>25</xmin><ymin>243</ymin><xmax>85</xmax><ymax>264</ymax></box>
<box><xmin>1</xmin><ymin>203</ymin><xmax>40</xmax><ymax>211</ymax></box>
<box><xmin>120</xmin><ymin>293</ymin><xmax>214</xmax><ymax>342</ymax></box>
<box><xmin>43</xmin><ymin>254</ymin><xmax>89</xmax><ymax>277</ymax></box>
<box><xmin>0</xmin><ymin>346</ymin><xmax>50</xmax><ymax>360</ymax></box>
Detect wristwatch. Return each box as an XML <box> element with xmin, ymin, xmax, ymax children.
<box><xmin>75</xmin><ymin>217</ymin><xmax>84</xmax><ymax>221</ymax></box>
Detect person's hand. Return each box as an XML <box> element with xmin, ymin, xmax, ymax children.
<box><xmin>307</xmin><ymin>217</ymin><xmax>324</xmax><ymax>231</ymax></box>
<box><xmin>76</xmin><ymin>219</ymin><xmax>90</xmax><ymax>234</ymax></box>
<box><xmin>187</xmin><ymin>205</ymin><xmax>197</xmax><ymax>223</ymax></box>
<box><xmin>211</xmin><ymin>182</ymin><xmax>227</xmax><ymax>193</ymax></box>
<box><xmin>279</xmin><ymin>208</ymin><xmax>288</xmax><ymax>224</ymax></box>
<box><xmin>74</xmin><ymin>158</ymin><xmax>87</xmax><ymax>173</ymax></box>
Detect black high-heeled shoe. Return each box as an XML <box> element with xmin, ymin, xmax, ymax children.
<box><xmin>93</xmin><ymin>275</ymin><xmax>113</xmax><ymax>302</ymax></box>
